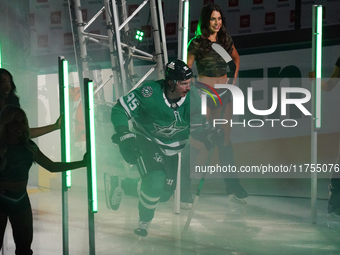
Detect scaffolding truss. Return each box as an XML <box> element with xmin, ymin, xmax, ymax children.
<box><xmin>68</xmin><ymin>0</ymin><xmax>168</xmax><ymax>102</ymax></box>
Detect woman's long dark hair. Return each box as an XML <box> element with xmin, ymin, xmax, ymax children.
<box><xmin>0</xmin><ymin>68</ymin><xmax>20</xmax><ymax>107</ymax></box>
<box><xmin>194</xmin><ymin>4</ymin><xmax>230</xmax><ymax>53</ymax></box>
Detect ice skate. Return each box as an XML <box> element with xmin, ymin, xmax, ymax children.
<box><xmin>134</xmin><ymin>219</ymin><xmax>151</xmax><ymax>236</ymax></box>
<box><xmin>226</xmin><ymin>181</ymin><xmax>248</xmax><ymax>205</ymax></box>
<box><xmin>180</xmin><ymin>193</ymin><xmax>194</xmax><ymax>210</ymax></box>
<box><xmin>104</xmin><ymin>173</ymin><xmax>123</xmax><ymax>210</ymax></box>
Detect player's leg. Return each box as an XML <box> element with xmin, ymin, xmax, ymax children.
<box><xmin>135</xmin><ymin>170</ymin><xmax>166</xmax><ymax>236</ymax></box>
<box><xmin>121</xmin><ymin>178</ymin><xmax>141</xmax><ymax>198</ymax></box>
<box><xmin>160</xmin><ymin>153</ymin><xmax>179</xmax><ymax>203</ymax></box>
<box><xmin>135</xmin><ymin>145</ymin><xmax>179</xmax><ymax>235</ymax></box>
<box><xmin>104</xmin><ymin>135</ymin><xmax>144</xmax><ymax>210</ymax></box>
<box><xmin>133</xmin><ymin>136</ymin><xmax>169</xmax><ymax>236</ymax></box>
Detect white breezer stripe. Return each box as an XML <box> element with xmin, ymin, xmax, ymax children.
<box><xmin>140</xmin><ymin>191</ymin><xmax>160</xmax><ymax>202</ymax></box>
<box><xmin>139</xmin><ymin>192</ymin><xmax>160</xmax><ymax>209</ymax></box>
<box><xmin>139</xmin><ymin>199</ymin><xmax>158</xmax><ymax>209</ymax></box>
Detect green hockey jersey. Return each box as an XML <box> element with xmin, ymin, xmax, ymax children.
<box><xmin>111</xmin><ymin>80</ymin><xmax>207</xmax><ymax>156</ymax></box>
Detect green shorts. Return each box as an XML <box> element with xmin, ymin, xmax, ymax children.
<box><xmin>136</xmin><ymin>135</ymin><xmax>179</xmax><ymax>192</ymax></box>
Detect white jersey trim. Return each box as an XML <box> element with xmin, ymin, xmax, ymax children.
<box><xmin>162</xmin><ymin>91</ymin><xmax>186</xmax><ymax>108</ymax></box>
<box><xmin>119</xmin><ymin>96</ymin><xmax>132</xmax><ymax>118</ymax></box>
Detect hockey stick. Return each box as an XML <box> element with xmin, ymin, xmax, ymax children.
<box><xmin>181</xmin><ymin>145</ymin><xmax>215</xmax><ymax>237</ymax></box>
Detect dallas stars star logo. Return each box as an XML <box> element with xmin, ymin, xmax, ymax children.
<box><xmin>152</xmin><ymin>120</ymin><xmax>186</xmax><ymax>138</ymax></box>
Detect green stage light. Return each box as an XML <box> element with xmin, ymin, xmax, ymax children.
<box><xmin>182</xmin><ymin>0</ymin><xmax>189</xmax><ymax>63</ymax></box>
<box><xmin>135</xmin><ymin>30</ymin><xmax>144</xmax><ymax>41</ymax></box>
<box><xmin>58</xmin><ymin>56</ymin><xmax>71</xmax><ymax>254</ymax></box>
<box><xmin>63</xmin><ymin>59</ymin><xmax>72</xmax><ymax>187</ymax></box>
<box><xmin>313</xmin><ymin>5</ymin><xmax>323</xmax><ymax>129</ymax></box>
<box><xmin>88</xmin><ymin>80</ymin><xmax>98</xmax><ymax>212</ymax></box>
<box><xmin>84</xmin><ymin>79</ymin><xmax>98</xmax><ymax>213</ymax></box>
<box><xmin>59</xmin><ymin>57</ymin><xmax>72</xmax><ymax>187</ymax></box>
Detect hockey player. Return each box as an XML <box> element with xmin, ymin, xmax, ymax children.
<box><xmin>106</xmin><ymin>59</ymin><xmax>223</xmax><ymax>236</ymax></box>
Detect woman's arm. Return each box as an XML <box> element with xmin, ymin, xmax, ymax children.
<box><xmin>308</xmin><ymin>65</ymin><xmax>340</xmax><ymax>92</ymax></box>
<box><xmin>323</xmin><ymin>65</ymin><xmax>340</xmax><ymax>91</ymax></box>
<box><xmin>187</xmin><ymin>52</ymin><xmax>195</xmax><ymax>69</ymax></box>
<box><xmin>30</xmin><ymin>115</ymin><xmax>62</xmax><ymax>138</ymax></box>
<box><xmin>230</xmin><ymin>45</ymin><xmax>240</xmax><ymax>84</ymax></box>
<box><xmin>33</xmin><ymin>149</ymin><xmax>87</xmax><ymax>173</ymax></box>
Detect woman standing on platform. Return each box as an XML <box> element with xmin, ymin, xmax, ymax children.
<box><xmin>0</xmin><ymin>105</ymin><xmax>87</xmax><ymax>255</ymax></box>
<box><xmin>309</xmin><ymin>57</ymin><xmax>340</xmax><ymax>221</ymax></box>
<box><xmin>181</xmin><ymin>3</ymin><xmax>247</xmax><ymax>208</ymax></box>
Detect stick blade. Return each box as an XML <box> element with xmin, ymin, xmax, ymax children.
<box><xmin>181</xmin><ymin>195</ymin><xmax>200</xmax><ymax>238</ymax></box>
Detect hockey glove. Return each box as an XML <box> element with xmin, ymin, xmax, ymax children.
<box><xmin>111</xmin><ymin>132</ymin><xmax>139</xmax><ymax>164</ymax></box>
<box><xmin>199</xmin><ymin>127</ymin><xmax>224</xmax><ymax>151</ymax></box>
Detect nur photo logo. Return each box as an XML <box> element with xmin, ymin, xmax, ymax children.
<box><xmin>201</xmin><ymin>83</ymin><xmax>312</xmax><ymax>128</ymax></box>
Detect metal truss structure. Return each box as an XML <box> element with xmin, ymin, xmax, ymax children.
<box><xmin>68</xmin><ymin>0</ymin><xmax>168</xmax><ymax>102</ymax></box>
